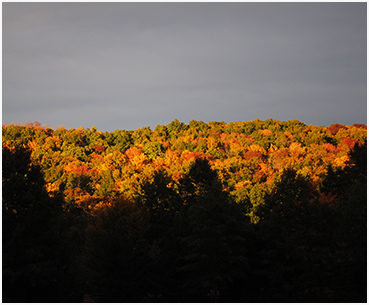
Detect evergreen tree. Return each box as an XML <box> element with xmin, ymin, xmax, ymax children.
<box><xmin>177</xmin><ymin>158</ymin><xmax>248</xmax><ymax>301</ymax></box>
<box><xmin>2</xmin><ymin>146</ymin><xmax>65</xmax><ymax>302</ymax></box>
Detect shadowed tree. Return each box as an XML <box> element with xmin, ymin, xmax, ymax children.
<box><xmin>82</xmin><ymin>197</ymin><xmax>153</xmax><ymax>302</ymax></box>
<box><xmin>254</xmin><ymin>167</ymin><xmax>365</xmax><ymax>302</ymax></box>
<box><xmin>2</xmin><ymin>145</ymin><xmax>65</xmax><ymax>302</ymax></box>
<box><xmin>177</xmin><ymin>158</ymin><xmax>248</xmax><ymax>302</ymax></box>
<box><xmin>320</xmin><ymin>142</ymin><xmax>367</xmax><ymax>302</ymax></box>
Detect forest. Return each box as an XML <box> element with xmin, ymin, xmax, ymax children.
<box><xmin>2</xmin><ymin>118</ymin><xmax>367</xmax><ymax>302</ymax></box>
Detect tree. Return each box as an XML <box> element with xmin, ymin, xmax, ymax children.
<box><xmin>132</xmin><ymin>126</ymin><xmax>152</xmax><ymax>145</ymax></box>
<box><xmin>320</xmin><ymin>142</ymin><xmax>367</xmax><ymax>302</ymax></box>
<box><xmin>143</xmin><ymin>142</ymin><xmax>166</xmax><ymax>160</ymax></box>
<box><xmin>2</xmin><ymin>145</ymin><xmax>65</xmax><ymax>302</ymax></box>
<box><xmin>105</xmin><ymin>129</ymin><xmax>133</xmax><ymax>153</ymax></box>
<box><xmin>177</xmin><ymin>158</ymin><xmax>248</xmax><ymax>301</ymax></box>
<box><xmin>254</xmin><ymin>168</ymin><xmax>355</xmax><ymax>302</ymax></box>
<box><xmin>167</xmin><ymin>119</ymin><xmax>188</xmax><ymax>138</ymax></box>
<box><xmin>82</xmin><ymin>197</ymin><xmax>152</xmax><ymax>302</ymax></box>
<box><xmin>135</xmin><ymin>170</ymin><xmax>185</xmax><ymax>301</ymax></box>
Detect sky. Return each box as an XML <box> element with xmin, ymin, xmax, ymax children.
<box><xmin>2</xmin><ymin>2</ymin><xmax>367</xmax><ymax>132</ymax></box>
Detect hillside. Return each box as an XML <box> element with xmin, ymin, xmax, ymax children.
<box><xmin>2</xmin><ymin>118</ymin><xmax>367</xmax><ymax>302</ymax></box>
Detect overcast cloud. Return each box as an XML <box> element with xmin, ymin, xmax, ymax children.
<box><xmin>3</xmin><ymin>2</ymin><xmax>367</xmax><ymax>131</ymax></box>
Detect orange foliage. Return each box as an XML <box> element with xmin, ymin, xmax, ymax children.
<box><xmin>243</xmin><ymin>150</ymin><xmax>262</xmax><ymax>160</ymax></box>
<box><xmin>3</xmin><ymin>118</ymin><xmax>366</xmax><ymax>216</ymax></box>
<box><xmin>125</xmin><ymin>146</ymin><xmax>143</xmax><ymax>159</ymax></box>
<box><xmin>258</xmin><ymin>129</ymin><xmax>272</xmax><ymax>136</ymax></box>
<box><xmin>90</xmin><ymin>152</ymin><xmax>104</xmax><ymax>163</ymax></box>
<box><xmin>185</xmin><ymin>151</ymin><xmax>214</xmax><ymax>162</ymax></box>
<box><xmin>323</xmin><ymin>143</ymin><xmax>337</xmax><ymax>153</ymax></box>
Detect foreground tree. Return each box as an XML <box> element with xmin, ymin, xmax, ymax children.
<box><xmin>82</xmin><ymin>197</ymin><xmax>153</xmax><ymax>302</ymax></box>
<box><xmin>177</xmin><ymin>158</ymin><xmax>248</xmax><ymax>302</ymax></box>
<box><xmin>254</xmin><ymin>166</ymin><xmax>366</xmax><ymax>302</ymax></box>
<box><xmin>320</xmin><ymin>142</ymin><xmax>367</xmax><ymax>302</ymax></box>
<box><xmin>2</xmin><ymin>146</ymin><xmax>65</xmax><ymax>302</ymax></box>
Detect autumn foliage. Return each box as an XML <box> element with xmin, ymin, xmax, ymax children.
<box><xmin>2</xmin><ymin>118</ymin><xmax>367</xmax><ymax>302</ymax></box>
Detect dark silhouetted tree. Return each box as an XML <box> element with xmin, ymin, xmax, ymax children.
<box><xmin>177</xmin><ymin>158</ymin><xmax>248</xmax><ymax>301</ymax></box>
<box><xmin>82</xmin><ymin>197</ymin><xmax>153</xmax><ymax>302</ymax></box>
<box><xmin>2</xmin><ymin>146</ymin><xmax>65</xmax><ymax>302</ymax></box>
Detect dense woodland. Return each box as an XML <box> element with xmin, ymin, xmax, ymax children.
<box><xmin>2</xmin><ymin>118</ymin><xmax>367</xmax><ymax>302</ymax></box>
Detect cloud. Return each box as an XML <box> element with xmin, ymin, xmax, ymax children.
<box><xmin>3</xmin><ymin>3</ymin><xmax>366</xmax><ymax>131</ymax></box>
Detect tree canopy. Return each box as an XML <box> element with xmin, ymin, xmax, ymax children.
<box><xmin>2</xmin><ymin>119</ymin><xmax>366</xmax><ymax>302</ymax></box>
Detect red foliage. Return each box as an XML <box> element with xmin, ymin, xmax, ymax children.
<box><xmin>340</xmin><ymin>137</ymin><xmax>357</xmax><ymax>150</ymax></box>
<box><xmin>219</xmin><ymin>133</ymin><xmax>228</xmax><ymax>140</ymax></box>
<box><xmin>92</xmin><ymin>145</ymin><xmax>105</xmax><ymax>153</ymax></box>
<box><xmin>185</xmin><ymin>151</ymin><xmax>215</xmax><ymax>162</ymax></box>
<box><xmin>74</xmin><ymin>165</ymin><xmax>91</xmax><ymax>175</ymax></box>
<box><xmin>253</xmin><ymin>170</ymin><xmax>266</xmax><ymax>182</ymax></box>
<box><xmin>352</xmin><ymin>123</ymin><xmax>367</xmax><ymax>129</ymax></box>
<box><xmin>209</xmin><ymin>130</ymin><xmax>221</xmax><ymax>137</ymax></box>
<box><xmin>328</xmin><ymin>124</ymin><xmax>347</xmax><ymax>135</ymax></box>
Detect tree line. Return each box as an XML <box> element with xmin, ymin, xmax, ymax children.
<box><xmin>2</xmin><ymin>118</ymin><xmax>367</xmax><ymax>302</ymax></box>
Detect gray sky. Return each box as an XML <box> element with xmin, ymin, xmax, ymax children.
<box><xmin>3</xmin><ymin>2</ymin><xmax>367</xmax><ymax>132</ymax></box>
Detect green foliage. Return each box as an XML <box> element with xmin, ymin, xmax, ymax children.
<box><xmin>132</xmin><ymin>126</ymin><xmax>152</xmax><ymax>145</ymax></box>
<box><xmin>143</xmin><ymin>142</ymin><xmax>166</xmax><ymax>160</ymax></box>
<box><xmin>105</xmin><ymin>129</ymin><xmax>133</xmax><ymax>153</ymax></box>
<box><xmin>167</xmin><ymin>118</ymin><xmax>188</xmax><ymax>138</ymax></box>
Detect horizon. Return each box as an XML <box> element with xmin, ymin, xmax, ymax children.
<box><xmin>2</xmin><ymin>117</ymin><xmax>367</xmax><ymax>134</ymax></box>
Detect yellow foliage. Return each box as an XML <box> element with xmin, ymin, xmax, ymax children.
<box><xmin>207</xmin><ymin>136</ymin><xmax>219</xmax><ymax>150</ymax></box>
<box><xmin>289</xmin><ymin>142</ymin><xmax>306</xmax><ymax>161</ymax></box>
<box><xmin>63</xmin><ymin>162</ymin><xmax>79</xmax><ymax>173</ymax></box>
<box><xmin>249</xmin><ymin>144</ymin><xmax>267</xmax><ymax>155</ymax></box>
<box><xmin>131</xmin><ymin>153</ymin><xmax>150</xmax><ymax>169</ymax></box>
<box><xmin>284</xmin><ymin>131</ymin><xmax>293</xmax><ymax>139</ymax></box>
<box><xmin>334</xmin><ymin>155</ymin><xmax>349</xmax><ymax>168</ymax></box>
<box><xmin>28</xmin><ymin>141</ymin><xmax>37</xmax><ymax>151</ymax></box>
<box><xmin>298</xmin><ymin>166</ymin><xmax>311</xmax><ymax>178</ymax></box>
<box><xmin>289</xmin><ymin>142</ymin><xmax>302</xmax><ymax>152</ymax></box>
<box><xmin>234</xmin><ymin>181</ymin><xmax>252</xmax><ymax>189</ymax></box>
<box><xmin>164</xmin><ymin>149</ymin><xmax>182</xmax><ymax>169</ymax></box>
<box><xmin>153</xmin><ymin>156</ymin><xmax>167</xmax><ymax>168</ymax></box>
<box><xmin>112</xmin><ymin>169</ymin><xmax>121</xmax><ymax>181</ymax></box>
<box><xmin>268</xmin><ymin>144</ymin><xmax>278</xmax><ymax>153</ymax></box>
<box><xmin>46</xmin><ymin>182</ymin><xmax>59</xmax><ymax>193</ymax></box>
